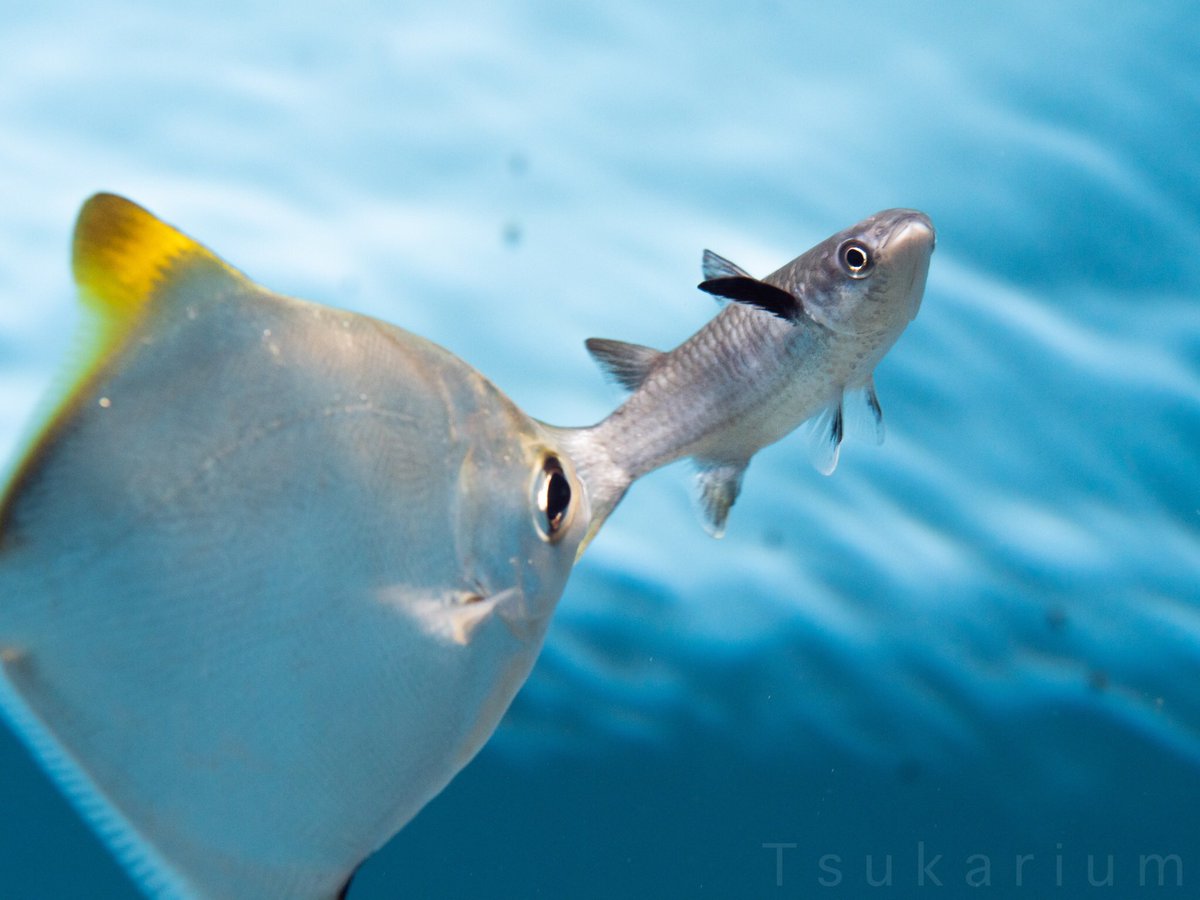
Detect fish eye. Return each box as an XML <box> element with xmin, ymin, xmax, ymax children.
<box><xmin>534</xmin><ymin>455</ymin><xmax>573</xmax><ymax>543</ymax></box>
<box><xmin>838</xmin><ymin>240</ymin><xmax>873</xmax><ymax>279</ymax></box>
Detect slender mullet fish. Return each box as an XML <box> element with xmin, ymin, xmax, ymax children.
<box><xmin>558</xmin><ymin>208</ymin><xmax>935</xmax><ymax>540</ymax></box>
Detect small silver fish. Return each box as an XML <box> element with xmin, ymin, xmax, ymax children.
<box><xmin>0</xmin><ymin>194</ymin><xmax>592</xmax><ymax>899</ymax></box>
<box><xmin>559</xmin><ymin>209</ymin><xmax>935</xmax><ymax>538</ymax></box>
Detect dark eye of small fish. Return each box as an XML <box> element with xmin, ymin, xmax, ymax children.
<box><xmin>838</xmin><ymin>240</ymin><xmax>873</xmax><ymax>279</ymax></box>
<box><xmin>535</xmin><ymin>455</ymin><xmax>572</xmax><ymax>542</ymax></box>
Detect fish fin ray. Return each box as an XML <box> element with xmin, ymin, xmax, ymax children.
<box><xmin>693</xmin><ymin>460</ymin><xmax>748</xmax><ymax>538</ymax></box>
<box><xmin>584</xmin><ymin>338</ymin><xmax>664</xmax><ymax>392</ymax></box>
<box><xmin>1</xmin><ymin>195</ymin><xmax>254</xmax><ymax>537</ymax></box>
<box><xmin>73</xmin><ymin>193</ymin><xmax>248</xmax><ymax>332</ymax></box>
<box><xmin>843</xmin><ymin>378</ymin><xmax>885</xmax><ymax>444</ymax></box>
<box><xmin>697</xmin><ymin>276</ymin><xmax>800</xmax><ymax>321</ymax></box>
<box><xmin>701</xmin><ymin>249</ymin><xmax>751</xmax><ymax>280</ymax></box>
<box><xmin>0</xmin><ymin>658</ymin><xmax>191</xmax><ymax>899</ymax></box>
<box><xmin>802</xmin><ymin>396</ymin><xmax>844</xmax><ymax>475</ymax></box>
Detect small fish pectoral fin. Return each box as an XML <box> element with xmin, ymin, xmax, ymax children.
<box><xmin>693</xmin><ymin>460</ymin><xmax>748</xmax><ymax>538</ymax></box>
<box><xmin>696</xmin><ymin>276</ymin><xmax>801</xmax><ymax>322</ymax></box>
<box><xmin>701</xmin><ymin>249</ymin><xmax>752</xmax><ymax>281</ymax></box>
<box><xmin>843</xmin><ymin>378</ymin><xmax>885</xmax><ymax>445</ymax></box>
<box><xmin>802</xmin><ymin>396</ymin><xmax>844</xmax><ymax>475</ymax></box>
<box><xmin>584</xmin><ymin>338</ymin><xmax>664</xmax><ymax>392</ymax></box>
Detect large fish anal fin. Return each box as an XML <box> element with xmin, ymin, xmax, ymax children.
<box><xmin>696</xmin><ymin>276</ymin><xmax>801</xmax><ymax>322</ymax></box>
<box><xmin>0</xmin><ymin>649</ymin><xmax>192</xmax><ymax>899</ymax></box>
<box><xmin>337</xmin><ymin>862</ymin><xmax>362</xmax><ymax>900</ymax></box>
<box><xmin>701</xmin><ymin>249</ymin><xmax>752</xmax><ymax>281</ymax></box>
<box><xmin>584</xmin><ymin>338</ymin><xmax>664</xmax><ymax>392</ymax></box>
<box><xmin>694</xmin><ymin>460</ymin><xmax>748</xmax><ymax>538</ymax></box>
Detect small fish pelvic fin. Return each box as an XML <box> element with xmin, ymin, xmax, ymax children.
<box><xmin>697</xmin><ymin>276</ymin><xmax>801</xmax><ymax>322</ymax></box>
<box><xmin>859</xmin><ymin>381</ymin><xmax>888</xmax><ymax>448</ymax></box>
<box><xmin>694</xmin><ymin>460</ymin><xmax>748</xmax><ymax>538</ymax></box>
<box><xmin>584</xmin><ymin>338</ymin><xmax>664</xmax><ymax>392</ymax></box>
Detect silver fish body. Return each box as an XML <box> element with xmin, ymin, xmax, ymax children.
<box><xmin>0</xmin><ymin>195</ymin><xmax>591</xmax><ymax>899</ymax></box>
<box><xmin>562</xmin><ymin>209</ymin><xmax>935</xmax><ymax>537</ymax></box>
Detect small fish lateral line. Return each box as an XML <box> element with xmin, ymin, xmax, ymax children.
<box><xmin>0</xmin><ymin>194</ymin><xmax>932</xmax><ymax>900</ymax></box>
<box><xmin>553</xmin><ymin>207</ymin><xmax>935</xmax><ymax>539</ymax></box>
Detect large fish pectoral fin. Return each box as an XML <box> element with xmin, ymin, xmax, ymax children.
<box><xmin>381</xmin><ymin>585</ymin><xmax>520</xmax><ymax>647</ymax></box>
<box><xmin>693</xmin><ymin>459</ymin><xmax>748</xmax><ymax>538</ymax></box>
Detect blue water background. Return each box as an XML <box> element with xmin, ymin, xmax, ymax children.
<box><xmin>1</xmin><ymin>1</ymin><xmax>1198</xmax><ymax>896</ymax></box>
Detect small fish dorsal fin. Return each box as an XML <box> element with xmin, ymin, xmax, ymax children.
<box><xmin>700</xmin><ymin>249</ymin><xmax>751</xmax><ymax>281</ymax></box>
<box><xmin>72</xmin><ymin>192</ymin><xmax>243</xmax><ymax>333</ymax></box>
<box><xmin>584</xmin><ymin>338</ymin><xmax>664</xmax><ymax>392</ymax></box>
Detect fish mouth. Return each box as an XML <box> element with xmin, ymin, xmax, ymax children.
<box><xmin>880</xmin><ymin>209</ymin><xmax>936</xmax><ymax>254</ymax></box>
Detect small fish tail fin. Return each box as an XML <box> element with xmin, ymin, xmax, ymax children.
<box><xmin>539</xmin><ymin>423</ymin><xmax>632</xmax><ymax>559</ymax></box>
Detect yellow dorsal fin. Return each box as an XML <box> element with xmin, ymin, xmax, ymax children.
<box><xmin>0</xmin><ymin>196</ymin><xmax>249</xmax><ymax>512</ymax></box>
<box><xmin>72</xmin><ymin>193</ymin><xmax>242</xmax><ymax>327</ymax></box>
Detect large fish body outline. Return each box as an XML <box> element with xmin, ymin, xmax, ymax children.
<box><xmin>0</xmin><ymin>194</ymin><xmax>592</xmax><ymax>899</ymax></box>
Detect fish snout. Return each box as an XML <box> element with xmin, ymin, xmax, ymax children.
<box><xmin>880</xmin><ymin>209</ymin><xmax>936</xmax><ymax>254</ymax></box>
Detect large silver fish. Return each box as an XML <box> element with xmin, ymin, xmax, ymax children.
<box><xmin>558</xmin><ymin>208</ymin><xmax>935</xmax><ymax>537</ymax></box>
<box><xmin>0</xmin><ymin>194</ymin><xmax>592</xmax><ymax>898</ymax></box>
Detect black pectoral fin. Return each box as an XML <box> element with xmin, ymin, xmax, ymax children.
<box><xmin>697</xmin><ymin>276</ymin><xmax>801</xmax><ymax>322</ymax></box>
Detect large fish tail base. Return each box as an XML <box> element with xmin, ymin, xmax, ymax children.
<box><xmin>540</xmin><ymin>424</ymin><xmax>631</xmax><ymax>558</ymax></box>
